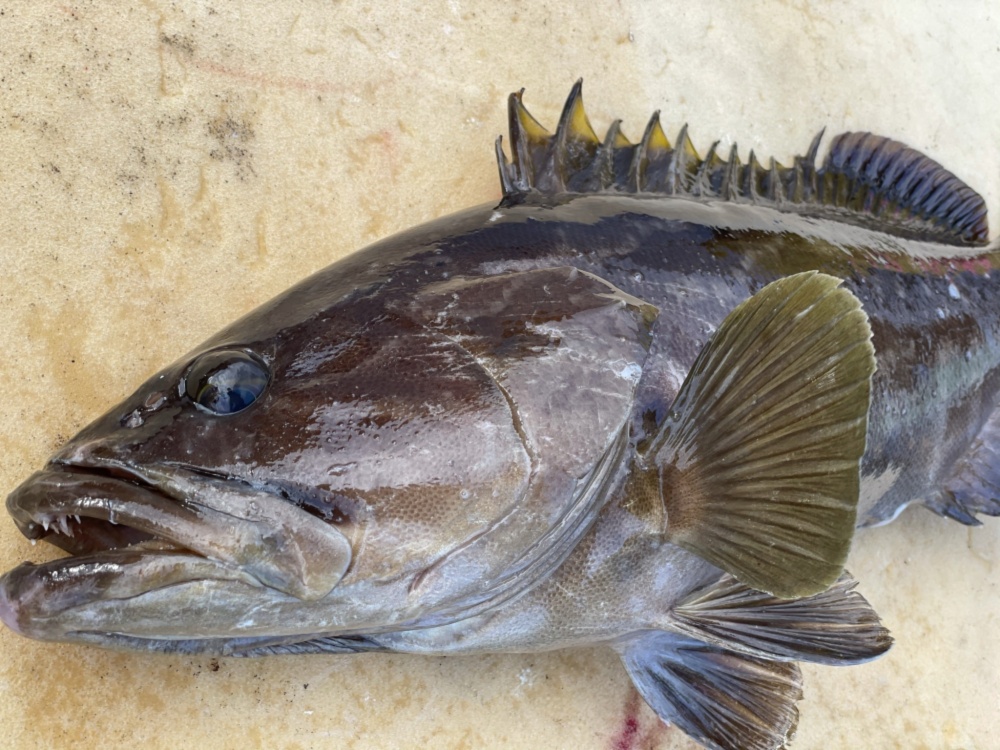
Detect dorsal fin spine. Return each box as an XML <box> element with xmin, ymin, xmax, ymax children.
<box><xmin>500</xmin><ymin>84</ymin><xmax>989</xmax><ymax>245</ymax></box>
<box><xmin>631</xmin><ymin>111</ymin><xmax>664</xmax><ymax>192</ymax></box>
<box><xmin>592</xmin><ymin>120</ymin><xmax>622</xmax><ymax>191</ymax></box>
<box><xmin>553</xmin><ymin>79</ymin><xmax>601</xmax><ymax>192</ymax></box>
<box><xmin>766</xmin><ymin>158</ymin><xmax>784</xmax><ymax>203</ymax></box>
<box><xmin>506</xmin><ymin>90</ymin><xmax>533</xmax><ymax>192</ymax></box>
<box><xmin>720</xmin><ymin>144</ymin><xmax>742</xmax><ymax>201</ymax></box>
<box><xmin>694</xmin><ymin>141</ymin><xmax>723</xmax><ymax>197</ymax></box>
<box><xmin>743</xmin><ymin>150</ymin><xmax>762</xmax><ymax>202</ymax></box>
<box><xmin>671</xmin><ymin>125</ymin><xmax>697</xmax><ymax>195</ymax></box>
<box><xmin>605</xmin><ymin>120</ymin><xmax>637</xmax><ymax>193</ymax></box>
<box><xmin>495</xmin><ymin>136</ymin><xmax>516</xmax><ymax>196</ymax></box>
<box><xmin>787</xmin><ymin>161</ymin><xmax>805</xmax><ymax>203</ymax></box>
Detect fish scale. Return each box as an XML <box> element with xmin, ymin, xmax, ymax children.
<box><xmin>2</xmin><ymin>83</ymin><xmax>999</xmax><ymax>750</ymax></box>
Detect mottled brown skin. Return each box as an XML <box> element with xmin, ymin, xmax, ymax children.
<box><xmin>1</xmin><ymin>190</ymin><xmax>997</xmax><ymax>656</ymax></box>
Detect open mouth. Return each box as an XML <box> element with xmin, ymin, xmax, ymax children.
<box><xmin>7</xmin><ymin>462</ymin><xmax>205</xmax><ymax>557</ymax></box>
<box><xmin>3</xmin><ymin>458</ymin><xmax>354</xmax><ymax>615</ymax></box>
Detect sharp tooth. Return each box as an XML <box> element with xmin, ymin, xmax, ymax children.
<box><xmin>41</xmin><ymin>517</ymin><xmax>50</xmax><ymax>532</ymax></box>
<box><xmin>56</xmin><ymin>515</ymin><xmax>70</xmax><ymax>536</ymax></box>
<box><xmin>73</xmin><ymin>514</ymin><xmax>82</xmax><ymax>524</ymax></box>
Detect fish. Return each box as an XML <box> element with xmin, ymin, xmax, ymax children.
<box><xmin>3</xmin><ymin>80</ymin><xmax>999</xmax><ymax>750</ymax></box>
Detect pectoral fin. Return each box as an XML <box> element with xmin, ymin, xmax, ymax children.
<box><xmin>617</xmin><ymin>631</ymin><xmax>802</xmax><ymax>750</ymax></box>
<box><xmin>670</xmin><ymin>572</ymin><xmax>892</xmax><ymax>665</ymax></box>
<box><xmin>645</xmin><ymin>271</ymin><xmax>876</xmax><ymax>598</ymax></box>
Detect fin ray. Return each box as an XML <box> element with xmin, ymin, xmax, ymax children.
<box><xmin>670</xmin><ymin>573</ymin><xmax>892</xmax><ymax>665</ymax></box>
<box><xmin>499</xmin><ymin>84</ymin><xmax>989</xmax><ymax>245</ymax></box>
<box><xmin>618</xmin><ymin>632</ymin><xmax>802</xmax><ymax>750</ymax></box>
<box><xmin>644</xmin><ymin>272</ymin><xmax>876</xmax><ymax>598</ymax></box>
<box><xmin>927</xmin><ymin>404</ymin><xmax>1000</xmax><ymax>524</ymax></box>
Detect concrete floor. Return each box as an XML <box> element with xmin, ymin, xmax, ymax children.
<box><xmin>0</xmin><ymin>3</ymin><xmax>997</xmax><ymax>748</ymax></box>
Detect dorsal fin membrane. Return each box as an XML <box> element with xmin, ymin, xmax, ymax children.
<box><xmin>497</xmin><ymin>83</ymin><xmax>989</xmax><ymax>246</ymax></box>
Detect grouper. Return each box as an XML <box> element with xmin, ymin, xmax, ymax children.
<box><xmin>3</xmin><ymin>82</ymin><xmax>998</xmax><ymax>750</ymax></box>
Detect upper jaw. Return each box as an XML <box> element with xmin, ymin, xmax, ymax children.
<box><xmin>6</xmin><ymin>462</ymin><xmax>193</xmax><ymax>556</ymax></box>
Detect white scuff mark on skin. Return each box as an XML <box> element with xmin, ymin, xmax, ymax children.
<box><xmin>608</xmin><ymin>359</ymin><xmax>642</xmax><ymax>383</ymax></box>
<box><xmin>659</xmin><ymin>357</ymin><xmax>687</xmax><ymax>395</ymax></box>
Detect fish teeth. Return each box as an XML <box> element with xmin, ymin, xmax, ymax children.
<box><xmin>37</xmin><ymin>514</ymin><xmax>78</xmax><ymax>536</ymax></box>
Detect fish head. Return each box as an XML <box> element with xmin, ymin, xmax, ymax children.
<box><xmin>1</xmin><ymin>230</ymin><xmax>656</xmax><ymax>651</ymax></box>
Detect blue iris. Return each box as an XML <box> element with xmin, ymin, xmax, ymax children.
<box><xmin>185</xmin><ymin>350</ymin><xmax>270</xmax><ymax>416</ymax></box>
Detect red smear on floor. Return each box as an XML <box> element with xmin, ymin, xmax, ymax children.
<box><xmin>609</xmin><ymin>688</ymin><xmax>671</xmax><ymax>750</ymax></box>
<box><xmin>609</xmin><ymin>688</ymin><xmax>642</xmax><ymax>750</ymax></box>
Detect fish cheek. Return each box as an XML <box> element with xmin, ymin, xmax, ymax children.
<box><xmin>263</xmin><ymin>331</ymin><xmax>534</xmax><ymax>590</ymax></box>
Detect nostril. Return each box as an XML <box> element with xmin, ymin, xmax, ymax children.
<box><xmin>121</xmin><ymin>390</ymin><xmax>170</xmax><ymax>428</ymax></box>
<box><xmin>121</xmin><ymin>408</ymin><xmax>145</xmax><ymax>429</ymax></box>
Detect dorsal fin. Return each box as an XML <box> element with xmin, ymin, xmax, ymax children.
<box><xmin>497</xmin><ymin>82</ymin><xmax>989</xmax><ymax>246</ymax></box>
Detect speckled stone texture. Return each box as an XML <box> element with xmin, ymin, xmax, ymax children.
<box><xmin>0</xmin><ymin>3</ymin><xmax>998</xmax><ymax>749</ymax></box>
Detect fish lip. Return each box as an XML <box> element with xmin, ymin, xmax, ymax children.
<box><xmin>6</xmin><ymin>459</ymin><xmax>216</xmax><ymax>556</ymax></box>
<box><xmin>0</xmin><ymin>547</ymin><xmax>258</xmax><ymax>642</ymax></box>
<box><xmin>0</xmin><ymin>453</ymin><xmax>353</xmax><ymax>642</ymax></box>
<box><xmin>4</xmin><ymin>455</ymin><xmax>353</xmax><ymax>608</ymax></box>
<box><xmin>1</xmin><ymin>460</ymin><xmax>258</xmax><ymax>638</ymax></box>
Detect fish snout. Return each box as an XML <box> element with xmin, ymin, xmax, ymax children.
<box><xmin>0</xmin><ymin>555</ymin><xmax>127</xmax><ymax>641</ymax></box>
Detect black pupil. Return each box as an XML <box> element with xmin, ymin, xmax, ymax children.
<box><xmin>187</xmin><ymin>351</ymin><xmax>269</xmax><ymax>415</ymax></box>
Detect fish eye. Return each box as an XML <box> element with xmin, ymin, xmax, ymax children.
<box><xmin>183</xmin><ymin>349</ymin><xmax>270</xmax><ymax>416</ymax></box>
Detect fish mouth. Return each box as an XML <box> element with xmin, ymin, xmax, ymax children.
<box><xmin>8</xmin><ymin>462</ymin><xmax>220</xmax><ymax>557</ymax></box>
<box><xmin>0</xmin><ymin>458</ymin><xmax>353</xmax><ymax>643</ymax></box>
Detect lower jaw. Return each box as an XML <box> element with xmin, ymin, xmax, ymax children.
<box><xmin>0</xmin><ymin>548</ymin><xmax>260</xmax><ymax>642</ymax></box>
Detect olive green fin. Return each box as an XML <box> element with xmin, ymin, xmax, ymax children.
<box><xmin>669</xmin><ymin>573</ymin><xmax>892</xmax><ymax>665</ymax></box>
<box><xmin>645</xmin><ymin>271</ymin><xmax>875</xmax><ymax>598</ymax></box>
<box><xmin>497</xmin><ymin>83</ymin><xmax>989</xmax><ymax>245</ymax></box>
<box><xmin>926</xmin><ymin>405</ymin><xmax>1000</xmax><ymax>524</ymax></box>
<box><xmin>617</xmin><ymin>631</ymin><xmax>802</xmax><ymax>750</ymax></box>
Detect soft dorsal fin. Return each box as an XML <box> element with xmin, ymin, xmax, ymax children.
<box><xmin>496</xmin><ymin>81</ymin><xmax>989</xmax><ymax>246</ymax></box>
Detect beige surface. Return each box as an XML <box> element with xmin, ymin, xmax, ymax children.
<box><xmin>1</xmin><ymin>2</ymin><xmax>998</xmax><ymax>748</ymax></box>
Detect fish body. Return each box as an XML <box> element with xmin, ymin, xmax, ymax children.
<box><xmin>2</xmin><ymin>85</ymin><xmax>997</xmax><ymax>750</ymax></box>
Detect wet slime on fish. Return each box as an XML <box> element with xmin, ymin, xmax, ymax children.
<box><xmin>3</xmin><ymin>82</ymin><xmax>999</xmax><ymax>750</ymax></box>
